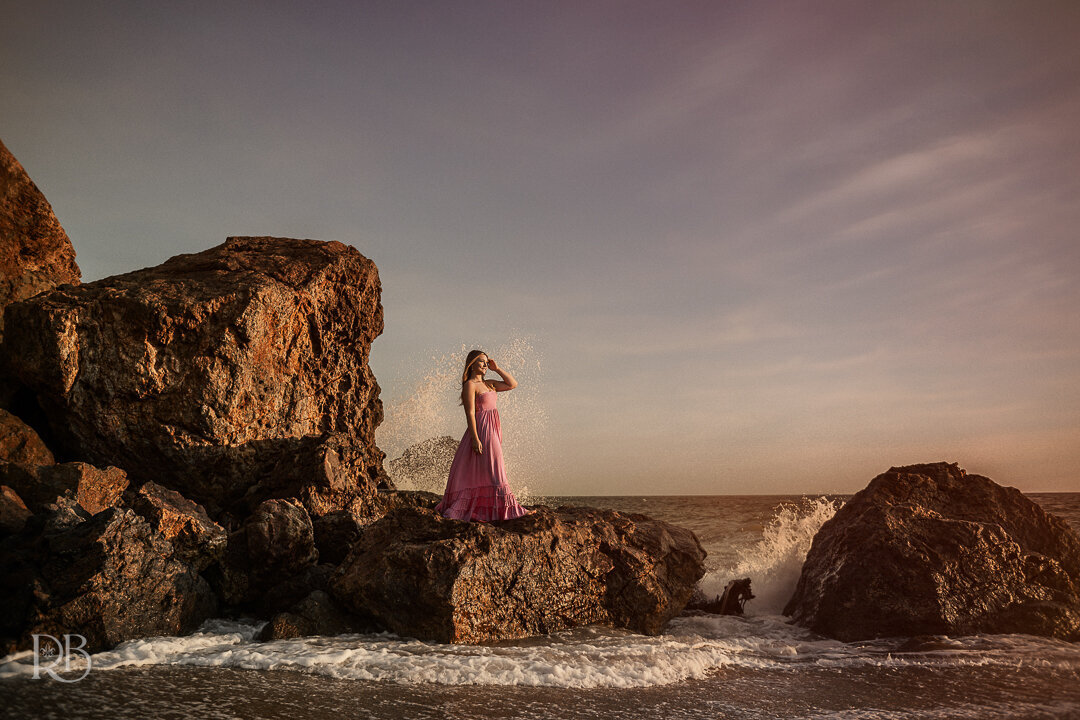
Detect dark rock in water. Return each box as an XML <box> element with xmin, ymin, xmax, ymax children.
<box><xmin>0</xmin><ymin>501</ymin><xmax>217</xmax><ymax>654</ymax></box>
<box><xmin>687</xmin><ymin>578</ymin><xmax>755</xmax><ymax>615</ymax></box>
<box><xmin>0</xmin><ymin>408</ymin><xmax>55</xmax><ymax>465</ymax></box>
<box><xmin>0</xmin><ymin>460</ymin><xmax>128</xmax><ymax>515</ymax></box>
<box><xmin>0</xmin><ymin>138</ymin><xmax>80</xmax><ymax>346</ymax></box>
<box><xmin>0</xmin><ymin>484</ymin><xmax>32</xmax><ymax>534</ymax></box>
<box><xmin>214</xmin><ymin>498</ymin><xmax>319</xmax><ymax>609</ymax></box>
<box><xmin>330</xmin><ymin>503</ymin><xmax>707</xmax><ymax>643</ymax></box>
<box><xmin>385</xmin><ymin>436</ymin><xmax>458</xmax><ymax>490</ymax></box>
<box><xmin>126</xmin><ymin>480</ymin><xmax>227</xmax><ymax>573</ymax></box>
<box><xmin>256</xmin><ymin>589</ymin><xmax>373</xmax><ymax>641</ymax></box>
<box><xmin>784</xmin><ymin>462</ymin><xmax>1080</xmax><ymax>641</ymax></box>
<box><xmin>1</xmin><ymin>236</ymin><xmax>389</xmax><ymax>514</ymax></box>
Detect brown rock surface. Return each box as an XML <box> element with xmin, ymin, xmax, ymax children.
<box><xmin>0</xmin><ymin>500</ymin><xmax>217</xmax><ymax>654</ymax></box>
<box><xmin>330</xmin><ymin>503</ymin><xmax>707</xmax><ymax>643</ymax></box>
<box><xmin>256</xmin><ymin>589</ymin><xmax>372</xmax><ymax>641</ymax></box>
<box><xmin>0</xmin><ymin>138</ymin><xmax>80</xmax><ymax>343</ymax></box>
<box><xmin>214</xmin><ymin>498</ymin><xmax>320</xmax><ymax>609</ymax></box>
<box><xmin>0</xmin><ymin>461</ymin><xmax>128</xmax><ymax>515</ymax></box>
<box><xmin>1</xmin><ymin>236</ymin><xmax>388</xmax><ymax>514</ymax></box>
<box><xmin>0</xmin><ymin>407</ymin><xmax>55</xmax><ymax>465</ymax></box>
<box><xmin>784</xmin><ymin>462</ymin><xmax>1080</xmax><ymax>641</ymax></box>
<box><xmin>0</xmin><ymin>485</ymin><xmax>32</xmax><ymax>535</ymax></box>
<box><xmin>127</xmin><ymin>480</ymin><xmax>227</xmax><ymax>573</ymax></box>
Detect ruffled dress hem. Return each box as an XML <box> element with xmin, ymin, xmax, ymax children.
<box><xmin>435</xmin><ymin>485</ymin><xmax>531</xmax><ymax>522</ymax></box>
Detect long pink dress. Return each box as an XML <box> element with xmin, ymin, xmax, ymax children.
<box><xmin>435</xmin><ymin>389</ymin><xmax>530</xmax><ymax>522</ymax></box>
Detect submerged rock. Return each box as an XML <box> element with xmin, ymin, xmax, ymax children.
<box><xmin>330</xmin><ymin>502</ymin><xmax>707</xmax><ymax>643</ymax></box>
<box><xmin>784</xmin><ymin>462</ymin><xmax>1080</xmax><ymax>641</ymax></box>
<box><xmin>2</xmin><ymin>236</ymin><xmax>389</xmax><ymax>514</ymax></box>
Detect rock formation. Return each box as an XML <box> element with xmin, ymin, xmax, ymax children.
<box><xmin>0</xmin><ymin>168</ymin><xmax>711</xmax><ymax>653</ymax></box>
<box><xmin>0</xmin><ymin>408</ymin><xmax>55</xmax><ymax>466</ymax></box>
<box><xmin>0</xmin><ymin>461</ymin><xmax>128</xmax><ymax>515</ymax></box>
<box><xmin>2</xmin><ymin>236</ymin><xmax>390</xmax><ymax>516</ymax></box>
<box><xmin>0</xmin><ymin>138</ymin><xmax>80</xmax><ymax>345</ymax></box>
<box><xmin>331</xmin><ymin>501</ymin><xmax>707</xmax><ymax>643</ymax></box>
<box><xmin>0</xmin><ymin>500</ymin><xmax>217</xmax><ymax>655</ymax></box>
<box><xmin>784</xmin><ymin>462</ymin><xmax>1080</xmax><ymax>641</ymax></box>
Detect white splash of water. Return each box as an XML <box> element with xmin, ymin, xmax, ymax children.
<box><xmin>700</xmin><ymin>497</ymin><xmax>843</xmax><ymax>616</ymax></box>
<box><xmin>376</xmin><ymin>335</ymin><xmax>547</xmax><ymax>502</ymax></box>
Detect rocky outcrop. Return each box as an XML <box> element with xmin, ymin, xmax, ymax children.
<box><xmin>0</xmin><ymin>138</ymin><xmax>80</xmax><ymax>344</ymax></box>
<box><xmin>0</xmin><ymin>408</ymin><xmax>55</xmax><ymax>465</ymax></box>
<box><xmin>1</xmin><ymin>236</ymin><xmax>389</xmax><ymax>515</ymax></box>
<box><xmin>0</xmin><ymin>485</ymin><xmax>32</xmax><ymax>535</ymax></box>
<box><xmin>256</xmin><ymin>589</ymin><xmax>372</xmax><ymax>641</ymax></box>
<box><xmin>126</xmin><ymin>480</ymin><xmax>227</xmax><ymax>573</ymax></box>
<box><xmin>784</xmin><ymin>462</ymin><xmax>1080</xmax><ymax>641</ymax></box>
<box><xmin>214</xmin><ymin>498</ymin><xmax>320</xmax><ymax>610</ymax></box>
<box><xmin>330</xmin><ymin>502</ymin><xmax>707</xmax><ymax>643</ymax></box>
<box><xmin>0</xmin><ymin>461</ymin><xmax>128</xmax><ymax>515</ymax></box>
<box><xmin>0</xmin><ymin>500</ymin><xmax>217</xmax><ymax>655</ymax></box>
<box><xmin>385</xmin><ymin>435</ymin><xmax>457</xmax><ymax>490</ymax></box>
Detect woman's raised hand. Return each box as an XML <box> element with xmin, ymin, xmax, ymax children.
<box><xmin>486</xmin><ymin>358</ymin><xmax>499</xmax><ymax>373</ymax></box>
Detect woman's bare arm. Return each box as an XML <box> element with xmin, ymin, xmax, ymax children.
<box><xmin>486</xmin><ymin>358</ymin><xmax>518</xmax><ymax>391</ymax></box>
<box><xmin>462</xmin><ymin>382</ymin><xmax>483</xmax><ymax>454</ymax></box>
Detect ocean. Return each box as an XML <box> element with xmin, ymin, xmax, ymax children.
<box><xmin>2</xmin><ymin>493</ymin><xmax>1079</xmax><ymax>720</ymax></box>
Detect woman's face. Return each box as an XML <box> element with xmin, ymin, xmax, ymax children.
<box><xmin>474</xmin><ymin>354</ymin><xmax>488</xmax><ymax>376</ymax></box>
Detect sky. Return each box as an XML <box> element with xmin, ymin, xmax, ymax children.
<box><xmin>2</xmin><ymin>1</ymin><xmax>1079</xmax><ymax>495</ymax></box>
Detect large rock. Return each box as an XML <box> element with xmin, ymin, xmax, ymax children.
<box><xmin>2</xmin><ymin>236</ymin><xmax>388</xmax><ymax>514</ymax></box>
<box><xmin>0</xmin><ymin>138</ymin><xmax>80</xmax><ymax>344</ymax></box>
<box><xmin>213</xmin><ymin>498</ymin><xmax>319</xmax><ymax>610</ymax></box>
<box><xmin>0</xmin><ymin>501</ymin><xmax>217</xmax><ymax>654</ymax></box>
<box><xmin>0</xmin><ymin>460</ymin><xmax>128</xmax><ymax>515</ymax></box>
<box><xmin>126</xmin><ymin>480</ymin><xmax>227</xmax><ymax>573</ymax></box>
<box><xmin>330</xmin><ymin>502</ymin><xmax>707</xmax><ymax>643</ymax></box>
<box><xmin>0</xmin><ymin>485</ymin><xmax>32</xmax><ymax>535</ymax></box>
<box><xmin>784</xmin><ymin>462</ymin><xmax>1080</xmax><ymax>641</ymax></box>
<box><xmin>0</xmin><ymin>407</ymin><xmax>55</xmax><ymax>465</ymax></box>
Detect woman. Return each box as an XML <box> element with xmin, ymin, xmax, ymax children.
<box><xmin>435</xmin><ymin>349</ymin><xmax>532</xmax><ymax>522</ymax></box>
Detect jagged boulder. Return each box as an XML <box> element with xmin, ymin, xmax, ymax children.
<box><xmin>0</xmin><ymin>408</ymin><xmax>55</xmax><ymax>465</ymax></box>
<box><xmin>0</xmin><ymin>500</ymin><xmax>217</xmax><ymax>654</ymax></box>
<box><xmin>0</xmin><ymin>461</ymin><xmax>128</xmax><ymax>515</ymax></box>
<box><xmin>330</xmin><ymin>503</ymin><xmax>707</xmax><ymax>643</ymax></box>
<box><xmin>0</xmin><ymin>485</ymin><xmax>31</xmax><ymax>535</ymax></box>
<box><xmin>0</xmin><ymin>138</ymin><xmax>80</xmax><ymax>345</ymax></box>
<box><xmin>222</xmin><ymin>432</ymin><xmax>383</xmax><ymax>529</ymax></box>
<box><xmin>256</xmin><ymin>589</ymin><xmax>373</xmax><ymax>641</ymax></box>
<box><xmin>213</xmin><ymin>498</ymin><xmax>319</xmax><ymax>610</ymax></box>
<box><xmin>784</xmin><ymin>462</ymin><xmax>1080</xmax><ymax>641</ymax></box>
<box><xmin>126</xmin><ymin>480</ymin><xmax>227</xmax><ymax>573</ymax></box>
<box><xmin>1</xmin><ymin>236</ymin><xmax>389</xmax><ymax>516</ymax></box>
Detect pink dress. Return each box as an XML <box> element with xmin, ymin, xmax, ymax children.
<box><xmin>435</xmin><ymin>389</ymin><xmax>530</xmax><ymax>522</ymax></box>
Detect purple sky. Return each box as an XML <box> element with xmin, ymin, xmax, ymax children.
<box><xmin>3</xmin><ymin>1</ymin><xmax>1079</xmax><ymax>494</ymax></box>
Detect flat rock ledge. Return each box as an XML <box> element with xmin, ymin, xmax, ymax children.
<box><xmin>784</xmin><ymin>462</ymin><xmax>1080</xmax><ymax>641</ymax></box>
<box><xmin>330</xmin><ymin>500</ymin><xmax>707</xmax><ymax>643</ymax></box>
